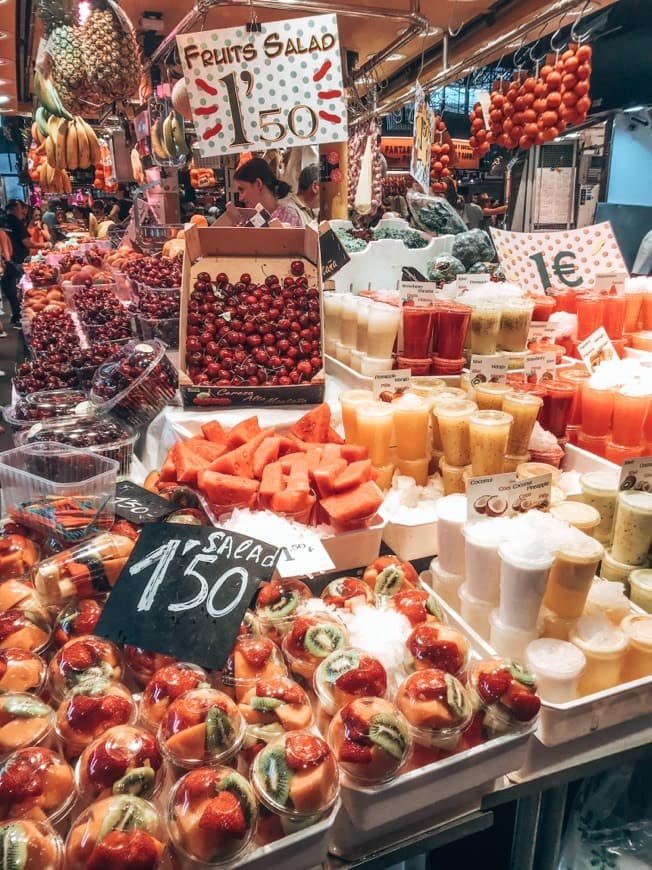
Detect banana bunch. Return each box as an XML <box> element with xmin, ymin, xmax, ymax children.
<box><xmin>39</xmin><ymin>162</ymin><xmax>72</xmax><ymax>194</ymax></box>
<box><xmin>151</xmin><ymin>110</ymin><xmax>190</xmax><ymax>164</ymax></box>
<box><xmin>130</xmin><ymin>147</ymin><xmax>145</xmax><ymax>185</ymax></box>
<box><xmin>43</xmin><ymin>115</ymin><xmax>101</xmax><ymax>171</ymax></box>
<box><xmin>33</xmin><ymin>70</ymin><xmax>73</xmax><ymax>120</ymax></box>
<box><xmin>31</xmin><ymin>120</ymin><xmax>46</xmax><ymax>147</ymax></box>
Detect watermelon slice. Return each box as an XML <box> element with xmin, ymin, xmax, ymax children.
<box><xmin>170</xmin><ymin>441</ymin><xmax>212</xmax><ymax>485</ymax></box>
<box><xmin>340</xmin><ymin>444</ymin><xmax>369</xmax><ymax>462</ymax></box>
<box><xmin>197</xmin><ymin>471</ymin><xmax>259</xmax><ymax>508</ymax></box>
<box><xmin>286</xmin><ymin>464</ymin><xmax>310</xmax><ymax>494</ymax></box>
<box><xmin>312</xmin><ymin>459</ymin><xmax>348</xmax><ymax>498</ymax></box>
<box><xmin>270</xmin><ymin>489</ymin><xmax>315</xmax><ymax>518</ymax></box>
<box><xmin>208</xmin><ymin>431</ymin><xmax>269</xmax><ymax>479</ymax></box>
<box><xmin>160</xmin><ymin>454</ymin><xmax>177</xmax><ymax>483</ymax></box>
<box><xmin>252</xmin><ymin>436</ymin><xmax>282</xmax><ymax>479</ymax></box>
<box><xmin>320</xmin><ymin>481</ymin><xmax>384</xmax><ymax>526</ymax></box>
<box><xmin>201</xmin><ymin>420</ymin><xmax>227</xmax><ymax>444</ymax></box>
<box><xmin>259</xmin><ymin>462</ymin><xmax>285</xmax><ymax>508</ymax></box>
<box><xmin>326</xmin><ymin>427</ymin><xmax>345</xmax><ymax>445</ymax></box>
<box><xmin>226</xmin><ymin>416</ymin><xmax>262</xmax><ymax>448</ymax></box>
<box><xmin>289</xmin><ymin>404</ymin><xmax>331</xmax><ymax>444</ymax></box>
<box><xmin>187</xmin><ymin>440</ymin><xmax>228</xmax><ymax>463</ymax></box>
<box><xmin>332</xmin><ymin>459</ymin><xmax>373</xmax><ymax>493</ymax></box>
<box><xmin>279</xmin><ymin>436</ymin><xmax>305</xmax><ymax>455</ymax></box>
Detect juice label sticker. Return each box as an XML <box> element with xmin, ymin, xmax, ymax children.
<box><xmin>399</xmin><ymin>281</ymin><xmax>438</xmax><ymax>308</ymax></box>
<box><xmin>577</xmin><ymin>327</ymin><xmax>617</xmax><ymax>373</ymax></box>
<box><xmin>467</xmin><ymin>471</ymin><xmax>552</xmax><ymax>521</ymax></box>
<box><xmin>594</xmin><ymin>272</ymin><xmax>627</xmax><ymax>295</ymax></box>
<box><xmin>524</xmin><ymin>352</ymin><xmax>556</xmax><ymax>384</ymax></box>
<box><xmin>527</xmin><ymin>322</ymin><xmax>558</xmax><ymax>344</ymax></box>
<box><xmin>469</xmin><ymin>354</ymin><xmax>509</xmax><ymax>386</ymax></box>
<box><xmin>373</xmin><ymin>369</ymin><xmax>411</xmax><ymax>402</ymax></box>
<box><xmin>457</xmin><ymin>273</ymin><xmax>490</xmax><ymax>292</ymax></box>
<box><xmin>620</xmin><ymin>456</ymin><xmax>652</xmax><ymax>491</ymax></box>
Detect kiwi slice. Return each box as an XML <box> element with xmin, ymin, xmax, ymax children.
<box><xmin>509</xmin><ymin>662</ymin><xmax>536</xmax><ymax>688</ymax></box>
<box><xmin>425</xmin><ymin>595</ymin><xmax>444</xmax><ymax>622</ymax></box>
<box><xmin>69</xmin><ymin>677</ymin><xmax>112</xmax><ymax>697</ymax></box>
<box><xmin>250</xmin><ymin>696</ymin><xmax>282</xmax><ymax>712</ymax></box>
<box><xmin>69</xmin><ymin>662</ymin><xmax>114</xmax><ymax>689</ymax></box>
<box><xmin>205</xmin><ymin>706</ymin><xmax>234</xmax><ymax>752</ymax></box>
<box><xmin>261</xmin><ymin>590</ymin><xmax>300</xmax><ymax>619</ymax></box>
<box><xmin>0</xmin><ymin>822</ymin><xmax>28</xmax><ymax>870</ymax></box>
<box><xmin>374</xmin><ymin>567</ymin><xmax>405</xmax><ymax>597</ymax></box>
<box><xmin>97</xmin><ymin>796</ymin><xmax>147</xmax><ymax>842</ymax></box>
<box><xmin>257</xmin><ymin>745</ymin><xmax>291</xmax><ymax>807</ymax></box>
<box><xmin>368</xmin><ymin>712</ymin><xmax>409</xmax><ymax>761</ymax></box>
<box><xmin>112</xmin><ymin>766</ymin><xmax>156</xmax><ymax>798</ymax></box>
<box><xmin>304</xmin><ymin>624</ymin><xmax>345</xmax><ymax>658</ymax></box>
<box><xmin>2</xmin><ymin>696</ymin><xmax>51</xmax><ymax>718</ymax></box>
<box><xmin>445</xmin><ymin>674</ymin><xmax>471</xmax><ymax>720</ymax></box>
<box><xmin>323</xmin><ymin>649</ymin><xmax>359</xmax><ymax>682</ymax></box>
<box><xmin>217</xmin><ymin>772</ymin><xmax>256</xmax><ymax>824</ymax></box>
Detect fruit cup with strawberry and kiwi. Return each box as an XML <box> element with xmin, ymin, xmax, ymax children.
<box><xmin>140</xmin><ymin>663</ymin><xmax>208</xmax><ymax>733</ymax></box>
<box><xmin>0</xmin><ymin>534</ymin><xmax>40</xmax><ymax>581</ymax></box>
<box><xmin>251</xmin><ymin>731</ymin><xmax>339</xmax><ymax>824</ymax></box>
<box><xmin>52</xmin><ymin>599</ymin><xmax>104</xmax><ymax>648</ymax></box>
<box><xmin>0</xmin><ymin>746</ymin><xmax>75</xmax><ymax>827</ymax></box>
<box><xmin>0</xmin><ymin>694</ymin><xmax>54</xmax><ymax>757</ymax></box>
<box><xmin>362</xmin><ymin>556</ymin><xmax>419</xmax><ymax>602</ymax></box>
<box><xmin>328</xmin><ymin>697</ymin><xmax>411</xmax><ymax>784</ymax></box>
<box><xmin>238</xmin><ymin>609</ymin><xmax>262</xmax><ymax>638</ymax></box>
<box><xmin>55</xmin><ymin>681</ymin><xmax>137</xmax><ymax>761</ymax></box>
<box><xmin>282</xmin><ymin>613</ymin><xmax>348</xmax><ymax>683</ymax></box>
<box><xmin>313</xmin><ymin>648</ymin><xmax>388</xmax><ymax>720</ymax></box>
<box><xmin>167</xmin><ymin>767</ymin><xmax>257</xmax><ymax>865</ymax></box>
<box><xmin>219</xmin><ymin>636</ymin><xmax>288</xmax><ymax>703</ymax></box>
<box><xmin>389</xmin><ymin>588</ymin><xmax>445</xmax><ymax>627</ymax></box>
<box><xmin>254</xmin><ymin>578</ymin><xmax>312</xmax><ymax>645</ymax></box>
<box><xmin>0</xmin><ymin>577</ymin><xmax>41</xmax><ymax>613</ymax></box>
<box><xmin>47</xmin><ymin>636</ymin><xmax>123</xmax><ymax>704</ymax></box>
<box><xmin>123</xmin><ymin>646</ymin><xmax>177</xmax><ymax>690</ymax></box>
<box><xmin>0</xmin><ymin>607</ymin><xmax>51</xmax><ymax>656</ymax></box>
<box><xmin>237</xmin><ymin>676</ymin><xmax>314</xmax><ymax>767</ymax></box>
<box><xmin>0</xmin><ymin>818</ymin><xmax>64</xmax><ymax>869</ymax></box>
<box><xmin>65</xmin><ymin>795</ymin><xmax>166</xmax><ymax>870</ymax></box>
<box><xmin>396</xmin><ymin>669</ymin><xmax>473</xmax><ymax>766</ymax></box>
<box><xmin>404</xmin><ymin>623</ymin><xmax>470</xmax><ymax>678</ymax></box>
<box><xmin>320</xmin><ymin>577</ymin><xmax>375</xmax><ymax>612</ymax></box>
<box><xmin>157</xmin><ymin>687</ymin><xmax>245</xmax><ymax>771</ymax></box>
<box><xmin>467</xmin><ymin>659</ymin><xmax>541</xmax><ymax>734</ymax></box>
<box><xmin>75</xmin><ymin>725</ymin><xmax>165</xmax><ymax>803</ymax></box>
<box><xmin>0</xmin><ymin>649</ymin><xmax>47</xmax><ymax>695</ymax></box>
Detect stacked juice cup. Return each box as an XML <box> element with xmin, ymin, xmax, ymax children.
<box><xmin>435</xmin><ymin>399</ymin><xmax>476</xmax><ymax>495</ymax></box>
<box><xmin>392</xmin><ymin>393</ymin><xmax>430</xmax><ymax>484</ymax></box>
<box><xmin>606</xmin><ymin>385</ymin><xmax>650</xmax><ymax>463</ymax></box>
<box><xmin>399</xmin><ymin>303</ymin><xmax>437</xmax><ymax>375</ymax></box>
<box><xmin>354</xmin><ymin>401</ymin><xmax>395</xmax><ymax>489</ymax></box>
<box><xmin>432</xmin><ymin>301</ymin><xmax>471</xmax><ymax>375</ymax></box>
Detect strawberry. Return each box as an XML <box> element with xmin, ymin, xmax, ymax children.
<box><xmin>285</xmin><ymin>617</ymin><xmax>312</xmax><ymax>655</ymax></box>
<box><xmin>59</xmin><ymin>640</ymin><xmax>96</xmax><ymax>673</ymax></box>
<box><xmin>335</xmin><ymin>656</ymin><xmax>387</xmax><ymax>697</ymax></box>
<box><xmin>285</xmin><ymin>733</ymin><xmax>329</xmax><ymax>770</ymax></box>
<box><xmin>255</xmin><ymin>678</ymin><xmax>303</xmax><ymax>705</ymax></box>
<box><xmin>238</xmin><ymin>638</ymin><xmax>273</xmax><ymax>669</ymax></box>
<box><xmin>405</xmin><ymin>670</ymin><xmax>448</xmax><ymax>703</ymax></box>
<box><xmin>73</xmin><ymin>600</ymin><xmax>103</xmax><ymax>636</ymax></box>
<box><xmin>338</xmin><ymin>740</ymin><xmax>373</xmax><ymax>764</ymax></box>
<box><xmin>476</xmin><ymin>668</ymin><xmax>512</xmax><ymax>704</ymax></box>
<box><xmin>323</xmin><ymin>577</ymin><xmax>367</xmax><ymax>608</ymax></box>
<box><xmin>134</xmin><ymin>731</ymin><xmax>162</xmax><ymax>769</ymax></box>
<box><xmin>408</xmin><ymin>626</ymin><xmax>464</xmax><ymax>674</ymax></box>
<box><xmin>255</xmin><ymin>581</ymin><xmax>283</xmax><ymax>609</ymax></box>
<box><xmin>340</xmin><ymin>704</ymin><xmax>370</xmax><ymax>742</ymax></box>
<box><xmin>86</xmin><ymin>743</ymin><xmax>129</xmax><ymax>787</ymax></box>
<box><xmin>66</xmin><ymin>695</ymin><xmax>105</xmax><ymax>733</ymax></box>
<box><xmin>87</xmin><ymin>829</ymin><xmax>161</xmax><ymax>870</ymax></box>
<box><xmin>125</xmin><ymin>647</ymin><xmax>156</xmax><ymax>672</ymax></box>
<box><xmin>146</xmin><ymin>665</ymin><xmax>202</xmax><ymax>703</ymax></box>
<box><xmin>199</xmin><ymin>791</ymin><xmax>248</xmax><ymax>838</ymax></box>
<box><xmin>505</xmin><ymin>690</ymin><xmax>541</xmax><ymax>723</ymax></box>
<box><xmin>0</xmin><ymin>610</ymin><xmax>25</xmax><ymax>642</ymax></box>
<box><xmin>0</xmin><ymin>657</ymin><xmax>6</xmax><ymax>680</ymax></box>
<box><xmin>0</xmin><ymin>754</ymin><xmax>44</xmax><ymax>801</ymax></box>
<box><xmin>394</xmin><ymin>589</ymin><xmax>431</xmax><ymax>626</ymax></box>
<box><xmin>179</xmin><ymin>768</ymin><xmax>219</xmax><ymax>800</ymax></box>
<box><xmin>100</xmin><ymin>695</ymin><xmax>133</xmax><ymax>728</ymax></box>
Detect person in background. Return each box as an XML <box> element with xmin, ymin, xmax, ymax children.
<box><xmin>632</xmin><ymin>230</ymin><xmax>652</xmax><ymax>275</ymax></box>
<box><xmin>41</xmin><ymin>200</ymin><xmax>60</xmax><ymax>242</ymax></box>
<box><xmin>479</xmin><ymin>192</ymin><xmax>507</xmax><ymax>230</ymax></box>
<box><xmin>91</xmin><ymin>201</ymin><xmax>116</xmax><ymax>240</ymax></box>
<box><xmin>464</xmin><ymin>193</ymin><xmax>484</xmax><ymax>230</ymax></box>
<box><xmin>0</xmin><ymin>226</ymin><xmax>12</xmax><ymax>337</ymax></box>
<box><xmin>2</xmin><ymin>200</ymin><xmax>45</xmax><ymax>328</ymax></box>
<box><xmin>233</xmin><ymin>158</ymin><xmax>303</xmax><ymax>227</ymax></box>
<box><xmin>455</xmin><ymin>194</ymin><xmax>467</xmax><ymax>222</ymax></box>
<box><xmin>285</xmin><ymin>163</ymin><xmax>320</xmax><ymax>226</ymax></box>
<box><xmin>27</xmin><ymin>206</ymin><xmax>51</xmax><ymax>246</ymax></box>
<box><xmin>377</xmin><ymin>134</ymin><xmax>388</xmax><ymax>179</ymax></box>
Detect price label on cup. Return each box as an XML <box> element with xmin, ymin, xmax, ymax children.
<box><xmin>619</xmin><ymin>456</ymin><xmax>652</xmax><ymax>491</ymax></box>
<box><xmin>577</xmin><ymin>327</ymin><xmax>618</xmax><ymax>373</ymax></box>
<box><xmin>467</xmin><ymin>472</ymin><xmax>552</xmax><ymax>521</ymax></box>
<box><xmin>399</xmin><ymin>281</ymin><xmax>438</xmax><ymax>308</ymax></box>
<box><xmin>594</xmin><ymin>272</ymin><xmax>627</xmax><ymax>295</ymax></box>
<box><xmin>373</xmin><ymin>369</ymin><xmax>411</xmax><ymax>401</ymax></box>
<box><xmin>469</xmin><ymin>354</ymin><xmax>508</xmax><ymax>386</ymax></box>
<box><xmin>276</xmin><ymin>538</ymin><xmax>334</xmax><ymax>578</ymax></box>
<box><xmin>523</xmin><ymin>352</ymin><xmax>556</xmax><ymax>384</ymax></box>
<box><xmin>527</xmin><ymin>322</ymin><xmax>558</xmax><ymax>344</ymax></box>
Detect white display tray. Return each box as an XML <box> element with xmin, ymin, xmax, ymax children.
<box><xmin>325</xmin><ymin>354</ymin><xmax>460</xmax><ymax>389</ymax></box>
<box><xmin>381</xmin><ymin>513</ymin><xmax>439</xmax><ymax>562</ymax></box>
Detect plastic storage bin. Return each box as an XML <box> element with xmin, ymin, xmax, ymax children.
<box><xmin>0</xmin><ymin>442</ymin><xmax>118</xmax><ymax>543</ymax></box>
<box><xmin>90</xmin><ymin>339</ymin><xmax>178</xmax><ymax>428</ymax></box>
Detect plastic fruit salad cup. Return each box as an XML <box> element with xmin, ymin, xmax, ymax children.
<box><xmin>282</xmin><ymin>613</ymin><xmax>348</xmax><ymax>682</ymax></box>
<box><xmin>219</xmin><ymin>637</ymin><xmax>288</xmax><ymax>703</ymax></box>
<box><xmin>47</xmin><ymin>636</ymin><xmax>123</xmax><ymax>704</ymax></box>
<box><xmin>0</xmin><ymin>746</ymin><xmax>75</xmax><ymax>826</ymax></box>
<box><xmin>404</xmin><ymin>623</ymin><xmax>469</xmax><ymax>677</ymax></box>
<box><xmin>395</xmin><ymin>669</ymin><xmax>472</xmax><ymax>750</ymax></box>
<box><xmin>140</xmin><ymin>662</ymin><xmax>208</xmax><ymax>732</ymax></box>
<box><xmin>467</xmin><ymin>658</ymin><xmax>541</xmax><ymax>734</ymax></box>
<box><xmin>313</xmin><ymin>648</ymin><xmax>388</xmax><ymax>717</ymax></box>
<box><xmin>237</xmin><ymin>676</ymin><xmax>313</xmax><ymax>762</ymax></box>
<box><xmin>0</xmin><ymin>818</ymin><xmax>64</xmax><ymax>869</ymax></box>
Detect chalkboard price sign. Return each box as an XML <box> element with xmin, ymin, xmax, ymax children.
<box><xmin>94</xmin><ymin>524</ymin><xmax>281</xmax><ymax>670</ymax></box>
<box><xmin>114</xmin><ymin>480</ymin><xmax>175</xmax><ymax>523</ymax></box>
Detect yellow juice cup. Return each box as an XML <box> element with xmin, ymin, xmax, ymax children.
<box><xmin>629</xmin><ymin>569</ymin><xmax>652</xmax><ymax>613</ymax></box>
<box><xmin>570</xmin><ymin>616</ymin><xmax>628</xmax><ymax>696</ymax></box>
<box><xmin>474</xmin><ymin>383</ymin><xmax>513</xmax><ymax>411</ymax></box>
<box><xmin>620</xmin><ymin>614</ymin><xmax>652</xmax><ymax>681</ymax></box>
<box><xmin>503</xmin><ymin>391</ymin><xmax>543</xmax><ymax>455</ymax></box>
<box><xmin>550</xmin><ymin>502</ymin><xmax>602</xmax><ymax>536</ymax></box>
<box><xmin>340</xmin><ymin>389</ymin><xmax>373</xmax><ymax>443</ymax></box>
<box><xmin>543</xmin><ymin>536</ymin><xmax>604</xmax><ymax>619</ymax></box>
<box><xmin>439</xmin><ymin>456</ymin><xmax>469</xmax><ymax>495</ymax></box>
<box><xmin>355</xmin><ymin>402</ymin><xmax>394</xmax><ymax>466</ymax></box>
<box><xmin>430</xmin><ymin>389</ymin><xmax>469</xmax><ymax>452</ymax></box>
<box><xmin>578</xmin><ymin>471</ymin><xmax>620</xmax><ymax>545</ymax></box>
<box><xmin>396</xmin><ymin>457</ymin><xmax>429</xmax><ymax>485</ymax></box>
<box><xmin>469</xmin><ymin>410</ymin><xmax>513</xmax><ymax>477</ymax></box>
<box><xmin>435</xmin><ymin>399</ymin><xmax>476</xmax><ymax>467</ymax></box>
<box><xmin>393</xmin><ymin>394</ymin><xmax>430</xmax><ymax>461</ymax></box>
<box><xmin>611</xmin><ymin>491</ymin><xmax>652</xmax><ymax>566</ymax></box>
<box><xmin>373</xmin><ymin>463</ymin><xmax>395</xmax><ymax>491</ymax></box>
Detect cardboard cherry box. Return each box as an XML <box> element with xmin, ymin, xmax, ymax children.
<box><xmin>178</xmin><ymin>226</ymin><xmax>325</xmax><ymax>408</ymax></box>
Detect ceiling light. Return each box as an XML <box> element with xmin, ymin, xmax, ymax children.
<box><xmin>625</xmin><ymin>105</ymin><xmax>646</xmax><ymax>113</ymax></box>
<box><xmin>386</xmin><ymin>53</ymin><xmax>406</xmax><ymax>62</ymax></box>
<box><xmin>0</xmin><ymin>96</ymin><xmax>11</xmax><ymax>105</ymax></box>
<box><xmin>0</xmin><ymin>33</ymin><xmax>8</xmax><ymax>40</ymax></box>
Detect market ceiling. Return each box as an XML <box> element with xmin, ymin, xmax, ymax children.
<box><xmin>1</xmin><ymin>0</ymin><xmax>617</xmax><ymax>117</ymax></box>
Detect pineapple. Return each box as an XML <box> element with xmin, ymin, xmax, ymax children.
<box><xmin>38</xmin><ymin>0</ymin><xmax>96</xmax><ymax>113</ymax></box>
<box><xmin>82</xmin><ymin>1</ymin><xmax>141</xmax><ymax>102</ymax></box>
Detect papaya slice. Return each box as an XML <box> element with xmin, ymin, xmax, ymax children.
<box><xmin>165</xmin><ymin>722</ymin><xmax>207</xmax><ymax>760</ymax></box>
<box><xmin>289</xmin><ymin>764</ymin><xmax>329</xmax><ymax>814</ymax></box>
<box><xmin>275</xmin><ymin>702</ymin><xmax>313</xmax><ymax>731</ymax></box>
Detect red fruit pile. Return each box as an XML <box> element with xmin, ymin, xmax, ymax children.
<box><xmin>29</xmin><ymin>308</ymin><xmax>81</xmax><ymax>354</ymax></box>
<box><xmin>429</xmin><ymin>115</ymin><xmax>453</xmax><ymax>192</ymax></box>
<box><xmin>122</xmin><ymin>254</ymin><xmax>183</xmax><ymax>289</ymax></box>
<box><xmin>185</xmin><ymin>263</ymin><xmax>321</xmax><ymax>387</ymax></box>
<box><xmin>73</xmin><ymin>285</ymin><xmax>134</xmax><ymax>342</ymax></box>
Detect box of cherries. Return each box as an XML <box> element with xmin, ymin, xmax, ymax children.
<box><xmin>178</xmin><ymin>226</ymin><xmax>325</xmax><ymax>408</ymax></box>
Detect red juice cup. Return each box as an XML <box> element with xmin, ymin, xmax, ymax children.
<box><xmin>541</xmin><ymin>381</ymin><xmax>576</xmax><ymax>438</ymax></box>
<box><xmin>402</xmin><ymin>305</ymin><xmax>436</xmax><ymax>357</ymax></box>
<box><xmin>624</xmin><ymin>289</ymin><xmax>644</xmax><ymax>332</ymax></box>
<box><xmin>605</xmin><ymin>441</ymin><xmax>644</xmax><ymax>464</ymax></box>
<box><xmin>531</xmin><ymin>296</ymin><xmax>556</xmax><ymax>321</ymax></box>
<box><xmin>602</xmin><ymin>294</ymin><xmax>626</xmax><ymax>339</ymax></box>
<box><xmin>558</xmin><ymin>368</ymin><xmax>591</xmax><ymax>426</ymax></box>
<box><xmin>581</xmin><ymin>384</ymin><xmax>614</xmax><ymax>437</ymax></box>
<box><xmin>576</xmin><ymin>295</ymin><xmax>604</xmax><ymax>341</ymax></box>
<box><xmin>554</xmin><ymin>290</ymin><xmax>578</xmax><ymax>314</ymax></box>
<box><xmin>642</xmin><ymin>292</ymin><xmax>652</xmax><ymax>329</ymax></box>
<box><xmin>436</xmin><ymin>302</ymin><xmax>472</xmax><ymax>359</ymax></box>
<box><xmin>577</xmin><ymin>430</ymin><xmax>609</xmax><ymax>458</ymax></box>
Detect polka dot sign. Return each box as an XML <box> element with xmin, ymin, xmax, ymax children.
<box><xmin>491</xmin><ymin>222</ymin><xmax>629</xmax><ymax>295</ymax></box>
<box><xmin>177</xmin><ymin>13</ymin><xmax>347</xmax><ymax>157</ymax></box>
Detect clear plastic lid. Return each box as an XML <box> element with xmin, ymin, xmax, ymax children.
<box><xmin>0</xmin><ymin>692</ymin><xmax>54</xmax><ymax>755</ymax></box>
<box><xmin>219</xmin><ymin>637</ymin><xmax>287</xmax><ymax>702</ymax></box>
<box><xmin>48</xmin><ymin>635</ymin><xmax>124</xmax><ymax>703</ymax></box>
<box><xmin>237</xmin><ymin>676</ymin><xmax>313</xmax><ymax>735</ymax></box>
<box><xmin>75</xmin><ymin>724</ymin><xmax>165</xmax><ymax>803</ymax></box>
<box><xmin>313</xmin><ymin>648</ymin><xmax>387</xmax><ymax>716</ymax></box>
<box><xmin>167</xmin><ymin>767</ymin><xmax>256</xmax><ymax>865</ymax></box>
<box><xmin>0</xmin><ymin>605</ymin><xmax>51</xmax><ymax>656</ymax></box>
<box><xmin>65</xmin><ymin>795</ymin><xmax>165</xmax><ymax>870</ymax></box>
<box><xmin>124</xmin><ymin>646</ymin><xmax>177</xmax><ymax>689</ymax></box>
<box><xmin>141</xmin><ymin>662</ymin><xmax>208</xmax><ymax>731</ymax></box>
<box><xmin>4</xmin><ymin>389</ymin><xmax>91</xmax><ymax>428</ymax></box>
<box><xmin>467</xmin><ymin>657</ymin><xmax>541</xmax><ymax>729</ymax></box>
<box><xmin>254</xmin><ymin>579</ymin><xmax>312</xmax><ymax>635</ymax></box>
<box><xmin>53</xmin><ymin>599</ymin><xmax>104</xmax><ymax>649</ymax></box>
<box><xmin>328</xmin><ymin>697</ymin><xmax>410</xmax><ymax>784</ymax></box>
<box><xmin>389</xmin><ymin>587</ymin><xmax>445</xmax><ymax>626</ymax></box>
<box><xmin>395</xmin><ymin>669</ymin><xmax>472</xmax><ymax>749</ymax></box>
<box><xmin>0</xmin><ymin>532</ymin><xmax>41</xmax><ymax>583</ymax></box>
<box><xmin>0</xmin><ymin>647</ymin><xmax>47</xmax><ymax>695</ymax></box>
<box><xmin>251</xmin><ymin>730</ymin><xmax>339</xmax><ymax>817</ymax></box>
<box><xmin>157</xmin><ymin>687</ymin><xmax>245</xmax><ymax>768</ymax></box>
<box><xmin>55</xmin><ymin>681</ymin><xmax>138</xmax><ymax>762</ymax></box>
<box><xmin>0</xmin><ymin>746</ymin><xmax>75</xmax><ymax>825</ymax></box>
<box><xmin>281</xmin><ymin>613</ymin><xmax>348</xmax><ymax>682</ymax></box>
<box><xmin>320</xmin><ymin>577</ymin><xmax>374</xmax><ymax>610</ymax></box>
<box><xmin>404</xmin><ymin>623</ymin><xmax>469</xmax><ymax>676</ymax></box>
<box><xmin>16</xmin><ymin>413</ymin><xmax>135</xmax><ymax>452</ymax></box>
<box><xmin>0</xmin><ymin>819</ymin><xmax>64</xmax><ymax>869</ymax></box>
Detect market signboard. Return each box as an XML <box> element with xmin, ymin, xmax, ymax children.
<box><xmin>177</xmin><ymin>14</ymin><xmax>347</xmax><ymax>157</ymax></box>
<box><xmin>490</xmin><ymin>222</ymin><xmax>628</xmax><ymax>296</ymax></box>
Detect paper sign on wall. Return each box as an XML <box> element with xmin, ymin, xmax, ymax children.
<box><xmin>490</xmin><ymin>222</ymin><xmax>628</xmax><ymax>296</ymax></box>
<box><xmin>577</xmin><ymin>327</ymin><xmax>618</xmax><ymax>373</ymax></box>
<box><xmin>178</xmin><ymin>14</ymin><xmax>347</xmax><ymax>157</ymax></box>
<box><xmin>410</xmin><ymin>82</ymin><xmax>434</xmax><ymax>191</ymax></box>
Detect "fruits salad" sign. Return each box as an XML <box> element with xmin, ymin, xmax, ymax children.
<box><xmin>177</xmin><ymin>14</ymin><xmax>347</xmax><ymax>156</ymax></box>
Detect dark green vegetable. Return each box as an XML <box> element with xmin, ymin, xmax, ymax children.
<box><xmin>451</xmin><ymin>229</ymin><xmax>495</xmax><ymax>269</ymax></box>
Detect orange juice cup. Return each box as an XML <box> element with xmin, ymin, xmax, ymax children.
<box><xmin>581</xmin><ymin>383</ymin><xmax>614</xmax><ymax>437</ymax></box>
<box><xmin>393</xmin><ymin>394</ymin><xmax>430</xmax><ymax>460</ymax></box>
<box><xmin>554</xmin><ymin>289</ymin><xmax>578</xmax><ymax>314</ymax></box>
<box><xmin>531</xmin><ymin>295</ymin><xmax>556</xmax><ymax>321</ymax></box>
<box><xmin>620</xmin><ymin>615</ymin><xmax>652</xmax><ymax>681</ymax></box>
<box><xmin>624</xmin><ymin>288</ymin><xmax>644</xmax><ymax>332</ymax></box>
<box><xmin>577</xmin><ymin>430</ymin><xmax>609</xmax><ymax>458</ymax></box>
<box><xmin>355</xmin><ymin>402</ymin><xmax>394</xmax><ymax>466</ymax></box>
<box><xmin>642</xmin><ymin>291</ymin><xmax>652</xmax><ymax>329</ymax></box>
<box><xmin>612</xmin><ymin>387</ymin><xmax>651</xmax><ymax>447</ymax></box>
<box><xmin>340</xmin><ymin>389</ymin><xmax>373</xmax><ymax>444</ymax></box>
<box><xmin>559</xmin><ymin>368</ymin><xmax>591</xmax><ymax>425</ymax></box>
<box><xmin>602</xmin><ymin>294</ymin><xmax>626</xmax><ymax>339</ymax></box>
<box><xmin>576</xmin><ymin>295</ymin><xmax>604</xmax><ymax>340</ymax></box>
